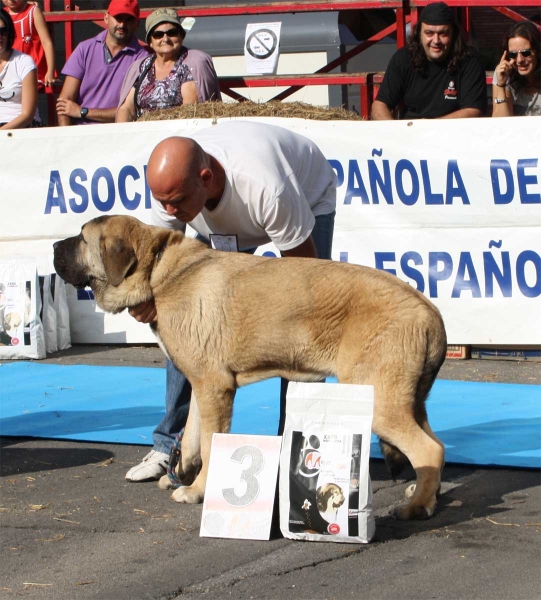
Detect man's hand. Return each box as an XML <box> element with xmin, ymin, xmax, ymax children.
<box><xmin>129</xmin><ymin>299</ymin><xmax>157</xmax><ymax>324</ymax></box>
<box><xmin>56</xmin><ymin>97</ymin><xmax>82</xmax><ymax>120</ymax></box>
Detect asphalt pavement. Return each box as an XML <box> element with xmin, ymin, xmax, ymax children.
<box><xmin>1</xmin><ymin>345</ymin><xmax>540</xmax><ymax>600</ymax></box>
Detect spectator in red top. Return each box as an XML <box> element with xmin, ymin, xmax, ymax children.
<box><xmin>2</xmin><ymin>0</ymin><xmax>57</xmax><ymax>90</ymax></box>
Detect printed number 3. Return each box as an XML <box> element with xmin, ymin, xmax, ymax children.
<box><xmin>222</xmin><ymin>445</ymin><xmax>264</xmax><ymax>507</ymax></box>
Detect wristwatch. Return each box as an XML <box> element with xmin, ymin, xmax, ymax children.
<box><xmin>494</xmin><ymin>98</ymin><xmax>507</xmax><ymax>104</ymax></box>
<box><xmin>80</xmin><ymin>107</ymin><xmax>89</xmax><ymax>120</ymax></box>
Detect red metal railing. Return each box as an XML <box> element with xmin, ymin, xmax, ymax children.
<box><xmin>41</xmin><ymin>1</ymin><xmax>540</xmax><ymax>122</ymax></box>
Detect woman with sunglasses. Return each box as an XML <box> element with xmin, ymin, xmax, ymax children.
<box><xmin>493</xmin><ymin>20</ymin><xmax>540</xmax><ymax>117</ymax></box>
<box><xmin>117</xmin><ymin>9</ymin><xmax>208</xmax><ymax>122</ymax></box>
<box><xmin>0</xmin><ymin>7</ymin><xmax>40</xmax><ymax>129</ymax></box>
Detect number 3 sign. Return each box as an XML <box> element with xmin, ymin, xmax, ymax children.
<box><xmin>200</xmin><ymin>434</ymin><xmax>282</xmax><ymax>540</ymax></box>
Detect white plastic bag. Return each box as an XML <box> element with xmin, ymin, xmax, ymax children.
<box><xmin>279</xmin><ymin>382</ymin><xmax>375</xmax><ymax>544</ymax></box>
<box><xmin>48</xmin><ymin>256</ymin><xmax>71</xmax><ymax>351</ymax></box>
<box><xmin>0</xmin><ymin>258</ymin><xmax>45</xmax><ymax>359</ymax></box>
<box><xmin>39</xmin><ymin>268</ymin><xmax>58</xmax><ymax>355</ymax></box>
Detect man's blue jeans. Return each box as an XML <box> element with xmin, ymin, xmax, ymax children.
<box><xmin>152</xmin><ymin>212</ymin><xmax>336</xmax><ymax>454</ymax></box>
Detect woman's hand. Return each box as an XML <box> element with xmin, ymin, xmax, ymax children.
<box><xmin>42</xmin><ymin>70</ymin><xmax>58</xmax><ymax>88</ymax></box>
<box><xmin>494</xmin><ymin>50</ymin><xmax>515</xmax><ymax>87</ymax></box>
<box><xmin>129</xmin><ymin>299</ymin><xmax>158</xmax><ymax>324</ymax></box>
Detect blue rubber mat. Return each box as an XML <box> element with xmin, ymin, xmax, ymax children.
<box><xmin>1</xmin><ymin>363</ymin><xmax>539</xmax><ymax>469</ymax></box>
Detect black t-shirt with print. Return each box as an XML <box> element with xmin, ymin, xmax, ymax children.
<box><xmin>376</xmin><ymin>47</ymin><xmax>487</xmax><ymax>119</ymax></box>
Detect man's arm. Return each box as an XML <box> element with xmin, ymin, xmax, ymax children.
<box><xmin>453</xmin><ymin>53</ymin><xmax>487</xmax><ymax>119</ymax></box>
<box><xmin>280</xmin><ymin>235</ymin><xmax>318</xmax><ymax>258</ymax></box>
<box><xmin>56</xmin><ymin>75</ymin><xmax>80</xmax><ymax>126</ymax></box>
<box><xmin>439</xmin><ymin>107</ymin><xmax>483</xmax><ymax>119</ymax></box>
<box><xmin>56</xmin><ymin>75</ymin><xmax>118</xmax><ymax>124</ymax></box>
<box><xmin>370</xmin><ymin>49</ymin><xmax>405</xmax><ymax>120</ymax></box>
<box><xmin>77</xmin><ymin>107</ymin><xmax>118</xmax><ymax>124</ymax></box>
<box><xmin>371</xmin><ymin>99</ymin><xmax>395</xmax><ymax>120</ymax></box>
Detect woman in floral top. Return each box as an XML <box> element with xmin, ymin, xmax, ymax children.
<box><xmin>117</xmin><ymin>8</ymin><xmax>197</xmax><ymax>122</ymax></box>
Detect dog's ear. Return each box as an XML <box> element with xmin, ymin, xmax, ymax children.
<box><xmin>101</xmin><ymin>236</ymin><xmax>136</xmax><ymax>287</ymax></box>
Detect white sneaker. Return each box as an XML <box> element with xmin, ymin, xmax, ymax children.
<box><xmin>125</xmin><ymin>450</ymin><xmax>169</xmax><ymax>482</ymax></box>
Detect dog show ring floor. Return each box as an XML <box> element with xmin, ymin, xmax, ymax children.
<box><xmin>1</xmin><ymin>345</ymin><xmax>540</xmax><ymax>600</ymax></box>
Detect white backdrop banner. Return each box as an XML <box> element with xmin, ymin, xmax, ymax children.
<box><xmin>0</xmin><ymin>116</ymin><xmax>539</xmax><ymax>344</ymax></box>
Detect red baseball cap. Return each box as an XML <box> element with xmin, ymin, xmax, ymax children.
<box><xmin>108</xmin><ymin>0</ymin><xmax>140</xmax><ymax>19</ymax></box>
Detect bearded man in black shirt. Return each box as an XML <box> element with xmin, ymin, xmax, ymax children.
<box><xmin>371</xmin><ymin>2</ymin><xmax>487</xmax><ymax>120</ymax></box>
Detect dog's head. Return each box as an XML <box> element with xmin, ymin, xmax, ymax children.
<box><xmin>53</xmin><ymin>215</ymin><xmax>171</xmax><ymax>313</ymax></box>
<box><xmin>4</xmin><ymin>312</ymin><xmax>22</xmax><ymax>331</ymax></box>
<box><xmin>53</xmin><ymin>216</ymin><xmax>132</xmax><ymax>289</ymax></box>
<box><xmin>316</xmin><ymin>483</ymin><xmax>346</xmax><ymax>513</ymax></box>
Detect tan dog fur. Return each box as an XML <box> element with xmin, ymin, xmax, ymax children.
<box><xmin>53</xmin><ymin>215</ymin><xmax>447</xmax><ymax>520</ymax></box>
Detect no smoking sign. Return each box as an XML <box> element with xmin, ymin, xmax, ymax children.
<box><xmin>246</xmin><ymin>29</ymin><xmax>277</xmax><ymax>59</ymax></box>
<box><xmin>244</xmin><ymin>22</ymin><xmax>282</xmax><ymax>74</ymax></box>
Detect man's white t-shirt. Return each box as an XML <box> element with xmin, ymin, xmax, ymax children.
<box><xmin>151</xmin><ymin>121</ymin><xmax>337</xmax><ymax>251</ymax></box>
<box><xmin>0</xmin><ymin>50</ymin><xmax>39</xmax><ymax>124</ymax></box>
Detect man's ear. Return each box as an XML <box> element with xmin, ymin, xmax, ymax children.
<box><xmin>101</xmin><ymin>236</ymin><xmax>136</xmax><ymax>287</ymax></box>
<box><xmin>200</xmin><ymin>167</ymin><xmax>213</xmax><ymax>188</ymax></box>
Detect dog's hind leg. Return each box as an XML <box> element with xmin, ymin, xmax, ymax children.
<box><xmin>352</xmin><ymin>367</ymin><xmax>443</xmax><ymax>520</ymax></box>
<box><xmin>374</xmin><ymin>406</ymin><xmax>444</xmax><ymax>520</ymax></box>
<box><xmin>375</xmin><ymin>424</ymin><xmax>444</xmax><ymax>519</ymax></box>
<box><xmin>171</xmin><ymin>381</ymin><xmax>235</xmax><ymax>504</ymax></box>
<box><xmin>403</xmin><ymin>403</ymin><xmax>445</xmax><ymax>501</ymax></box>
<box><xmin>400</xmin><ymin>360</ymin><xmax>446</xmax><ymax>501</ymax></box>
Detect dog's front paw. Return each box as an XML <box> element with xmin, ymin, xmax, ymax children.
<box><xmin>171</xmin><ymin>485</ymin><xmax>204</xmax><ymax>504</ymax></box>
<box><xmin>158</xmin><ymin>474</ymin><xmax>173</xmax><ymax>490</ymax></box>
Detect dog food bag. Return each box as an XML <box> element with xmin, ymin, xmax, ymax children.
<box><xmin>48</xmin><ymin>256</ymin><xmax>71</xmax><ymax>351</ymax></box>
<box><xmin>0</xmin><ymin>258</ymin><xmax>46</xmax><ymax>359</ymax></box>
<box><xmin>279</xmin><ymin>382</ymin><xmax>375</xmax><ymax>544</ymax></box>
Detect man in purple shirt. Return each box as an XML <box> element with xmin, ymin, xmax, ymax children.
<box><xmin>56</xmin><ymin>0</ymin><xmax>149</xmax><ymax>125</ymax></box>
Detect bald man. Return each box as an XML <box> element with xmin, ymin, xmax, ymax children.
<box><xmin>126</xmin><ymin>120</ymin><xmax>337</xmax><ymax>482</ymax></box>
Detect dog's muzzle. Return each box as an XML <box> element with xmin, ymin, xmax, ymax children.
<box><xmin>53</xmin><ymin>237</ymin><xmax>91</xmax><ymax>289</ymax></box>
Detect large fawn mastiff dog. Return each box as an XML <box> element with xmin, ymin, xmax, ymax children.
<box><xmin>54</xmin><ymin>215</ymin><xmax>447</xmax><ymax>520</ymax></box>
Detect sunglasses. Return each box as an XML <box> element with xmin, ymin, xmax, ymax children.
<box><xmin>507</xmin><ymin>49</ymin><xmax>534</xmax><ymax>60</ymax></box>
<box><xmin>150</xmin><ymin>28</ymin><xmax>181</xmax><ymax>40</ymax></box>
<box><xmin>0</xmin><ymin>27</ymin><xmax>8</xmax><ymax>36</ymax></box>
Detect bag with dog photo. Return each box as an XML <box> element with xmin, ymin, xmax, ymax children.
<box><xmin>0</xmin><ymin>258</ymin><xmax>46</xmax><ymax>359</ymax></box>
<box><xmin>279</xmin><ymin>382</ymin><xmax>375</xmax><ymax>544</ymax></box>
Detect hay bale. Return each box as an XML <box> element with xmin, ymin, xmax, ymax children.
<box><xmin>137</xmin><ymin>101</ymin><xmax>363</xmax><ymax>122</ymax></box>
